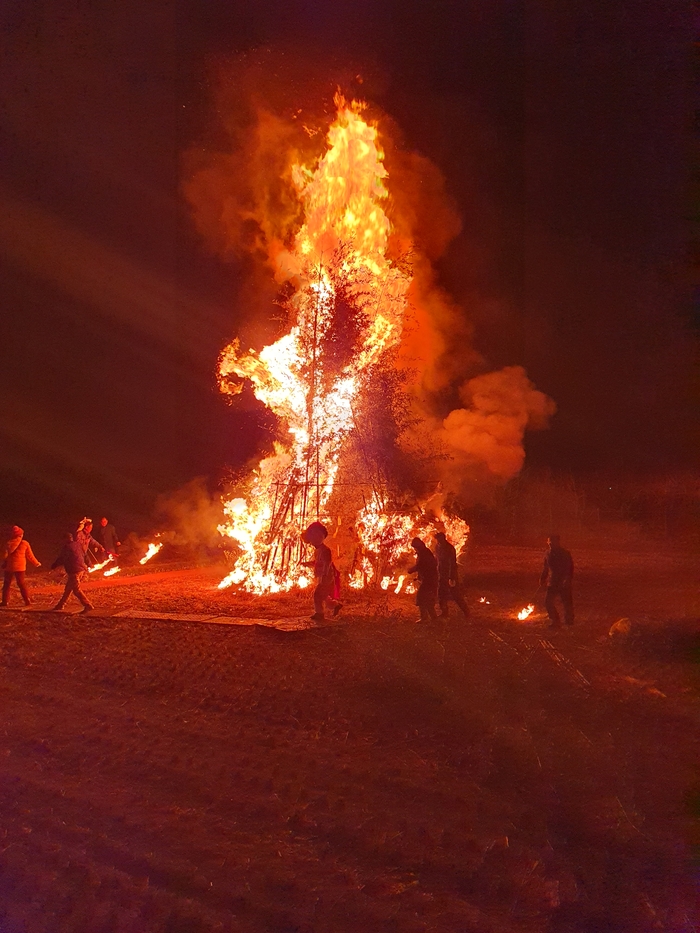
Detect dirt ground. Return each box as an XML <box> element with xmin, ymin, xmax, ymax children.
<box><xmin>0</xmin><ymin>544</ymin><xmax>698</xmax><ymax>933</ymax></box>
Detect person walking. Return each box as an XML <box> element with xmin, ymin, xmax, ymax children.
<box><xmin>539</xmin><ymin>534</ymin><xmax>574</xmax><ymax>628</ymax></box>
<box><xmin>434</xmin><ymin>531</ymin><xmax>469</xmax><ymax>619</ymax></box>
<box><xmin>1</xmin><ymin>525</ymin><xmax>41</xmax><ymax>606</ymax></box>
<box><xmin>302</xmin><ymin>521</ymin><xmax>342</xmax><ymax>622</ymax></box>
<box><xmin>408</xmin><ymin>537</ymin><xmax>438</xmax><ymax>623</ymax></box>
<box><xmin>51</xmin><ymin>533</ymin><xmax>94</xmax><ymax>612</ymax></box>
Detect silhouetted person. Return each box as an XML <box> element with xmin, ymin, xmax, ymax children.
<box><xmin>75</xmin><ymin>518</ymin><xmax>105</xmax><ymax>568</ymax></box>
<box><xmin>51</xmin><ymin>533</ymin><xmax>94</xmax><ymax>612</ymax></box>
<box><xmin>408</xmin><ymin>537</ymin><xmax>438</xmax><ymax>623</ymax></box>
<box><xmin>97</xmin><ymin>516</ymin><xmax>120</xmax><ymax>557</ymax></box>
<box><xmin>302</xmin><ymin>521</ymin><xmax>342</xmax><ymax>622</ymax></box>
<box><xmin>435</xmin><ymin>531</ymin><xmax>469</xmax><ymax>619</ymax></box>
<box><xmin>1</xmin><ymin>525</ymin><xmax>41</xmax><ymax>607</ymax></box>
<box><xmin>540</xmin><ymin>534</ymin><xmax>574</xmax><ymax>628</ymax></box>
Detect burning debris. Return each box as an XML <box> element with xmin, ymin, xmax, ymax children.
<box><xmin>517</xmin><ymin>604</ymin><xmax>535</xmax><ymax>621</ymax></box>
<box><xmin>88</xmin><ymin>556</ymin><xmax>114</xmax><ymax>574</ymax></box>
<box><xmin>139</xmin><ymin>542</ymin><xmax>163</xmax><ymax>565</ymax></box>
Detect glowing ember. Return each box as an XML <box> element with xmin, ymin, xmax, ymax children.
<box><xmin>217</xmin><ymin>95</ymin><xmax>469</xmax><ymax>592</ymax></box>
<box><xmin>517</xmin><ymin>604</ymin><xmax>535</xmax><ymax>621</ymax></box>
<box><xmin>139</xmin><ymin>542</ymin><xmax>163</xmax><ymax>565</ymax></box>
<box><xmin>88</xmin><ymin>556</ymin><xmax>114</xmax><ymax>573</ymax></box>
<box><xmin>479</xmin><ymin>597</ymin><xmax>490</xmax><ymax>604</ymax></box>
<box><xmin>103</xmin><ymin>567</ymin><xmax>121</xmax><ymax>577</ymax></box>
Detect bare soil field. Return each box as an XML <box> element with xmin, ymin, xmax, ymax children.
<box><xmin>0</xmin><ymin>544</ymin><xmax>698</xmax><ymax>932</ymax></box>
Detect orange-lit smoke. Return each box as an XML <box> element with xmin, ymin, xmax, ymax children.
<box><xmin>184</xmin><ymin>61</ymin><xmax>554</xmax><ymax>500</ymax></box>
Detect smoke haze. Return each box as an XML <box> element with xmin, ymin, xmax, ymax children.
<box><xmin>184</xmin><ymin>52</ymin><xmax>556</xmax><ymax>497</ymax></box>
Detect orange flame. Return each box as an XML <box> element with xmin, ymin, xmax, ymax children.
<box><xmin>88</xmin><ymin>556</ymin><xmax>114</xmax><ymax>573</ymax></box>
<box><xmin>218</xmin><ymin>96</ymin><xmax>468</xmax><ymax>592</ymax></box>
<box><xmin>517</xmin><ymin>604</ymin><xmax>535</xmax><ymax>621</ymax></box>
<box><xmin>139</xmin><ymin>542</ymin><xmax>163</xmax><ymax>565</ymax></box>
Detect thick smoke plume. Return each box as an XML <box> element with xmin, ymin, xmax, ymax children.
<box><xmin>183</xmin><ymin>52</ymin><xmax>554</xmax><ymax>498</ymax></box>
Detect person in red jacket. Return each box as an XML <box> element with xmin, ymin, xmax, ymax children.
<box><xmin>1</xmin><ymin>525</ymin><xmax>41</xmax><ymax>607</ymax></box>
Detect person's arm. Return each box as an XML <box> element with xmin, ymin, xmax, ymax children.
<box><xmin>51</xmin><ymin>550</ymin><xmax>64</xmax><ymax>571</ymax></box>
<box><xmin>539</xmin><ymin>556</ymin><xmax>549</xmax><ymax>587</ymax></box>
<box><xmin>25</xmin><ymin>544</ymin><xmax>41</xmax><ymax>567</ymax></box>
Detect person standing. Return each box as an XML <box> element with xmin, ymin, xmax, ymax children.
<box><xmin>75</xmin><ymin>519</ymin><xmax>105</xmax><ymax>568</ymax></box>
<box><xmin>302</xmin><ymin>521</ymin><xmax>342</xmax><ymax>622</ymax></box>
<box><xmin>539</xmin><ymin>534</ymin><xmax>574</xmax><ymax>628</ymax></box>
<box><xmin>408</xmin><ymin>537</ymin><xmax>438</xmax><ymax>623</ymax></box>
<box><xmin>434</xmin><ymin>531</ymin><xmax>469</xmax><ymax>619</ymax></box>
<box><xmin>51</xmin><ymin>533</ymin><xmax>94</xmax><ymax>612</ymax></box>
<box><xmin>96</xmin><ymin>516</ymin><xmax>120</xmax><ymax>557</ymax></box>
<box><xmin>1</xmin><ymin>525</ymin><xmax>41</xmax><ymax>607</ymax></box>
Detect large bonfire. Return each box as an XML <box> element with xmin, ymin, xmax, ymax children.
<box><xmin>216</xmin><ymin>96</ymin><xmax>468</xmax><ymax>593</ymax></box>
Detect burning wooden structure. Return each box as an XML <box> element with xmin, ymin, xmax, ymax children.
<box><xmin>217</xmin><ymin>96</ymin><xmax>468</xmax><ymax>593</ymax></box>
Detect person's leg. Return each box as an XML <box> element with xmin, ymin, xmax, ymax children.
<box><xmin>562</xmin><ymin>585</ymin><xmax>574</xmax><ymax>625</ymax></box>
<box><xmin>73</xmin><ymin>576</ymin><xmax>93</xmax><ymax>609</ymax></box>
<box><xmin>427</xmin><ymin>585</ymin><xmax>439</xmax><ymax>621</ymax></box>
<box><xmin>416</xmin><ymin>585</ymin><xmax>430</xmax><ymax>622</ymax></box>
<box><xmin>438</xmin><ymin>580</ymin><xmax>450</xmax><ymax>617</ymax></box>
<box><xmin>312</xmin><ymin>583</ymin><xmax>326</xmax><ymax>619</ymax></box>
<box><xmin>545</xmin><ymin>587</ymin><xmax>561</xmax><ymax>627</ymax></box>
<box><xmin>53</xmin><ymin>578</ymin><xmax>73</xmax><ymax>609</ymax></box>
<box><xmin>1</xmin><ymin>571</ymin><xmax>12</xmax><ymax>605</ymax></box>
<box><xmin>15</xmin><ymin>571</ymin><xmax>30</xmax><ymax>605</ymax></box>
<box><xmin>452</xmin><ymin>586</ymin><xmax>469</xmax><ymax>617</ymax></box>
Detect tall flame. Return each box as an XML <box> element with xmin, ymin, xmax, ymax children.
<box><xmin>218</xmin><ymin>97</ymin><xmax>468</xmax><ymax>592</ymax></box>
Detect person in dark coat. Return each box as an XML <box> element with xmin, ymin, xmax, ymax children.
<box><xmin>434</xmin><ymin>531</ymin><xmax>469</xmax><ymax>619</ymax></box>
<box><xmin>97</xmin><ymin>517</ymin><xmax>120</xmax><ymax>556</ymax></box>
<box><xmin>302</xmin><ymin>521</ymin><xmax>342</xmax><ymax>622</ymax></box>
<box><xmin>539</xmin><ymin>534</ymin><xmax>574</xmax><ymax>627</ymax></box>
<box><xmin>51</xmin><ymin>533</ymin><xmax>94</xmax><ymax>612</ymax></box>
<box><xmin>408</xmin><ymin>537</ymin><xmax>438</xmax><ymax>623</ymax></box>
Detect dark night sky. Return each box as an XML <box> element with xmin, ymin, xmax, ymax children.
<box><xmin>0</xmin><ymin>0</ymin><xmax>695</xmax><ymax>531</ymax></box>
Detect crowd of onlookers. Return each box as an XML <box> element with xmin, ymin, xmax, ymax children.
<box><xmin>1</xmin><ymin>518</ymin><xmax>120</xmax><ymax>612</ymax></box>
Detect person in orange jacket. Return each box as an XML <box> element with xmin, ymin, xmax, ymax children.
<box><xmin>1</xmin><ymin>525</ymin><xmax>41</xmax><ymax>607</ymax></box>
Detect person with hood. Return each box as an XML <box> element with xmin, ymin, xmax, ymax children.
<box><xmin>302</xmin><ymin>521</ymin><xmax>342</xmax><ymax>622</ymax></box>
<box><xmin>1</xmin><ymin>525</ymin><xmax>41</xmax><ymax>607</ymax></box>
<box><xmin>539</xmin><ymin>534</ymin><xmax>574</xmax><ymax>628</ymax></box>
<box><xmin>408</xmin><ymin>537</ymin><xmax>438</xmax><ymax>623</ymax></box>
<box><xmin>434</xmin><ymin>531</ymin><xmax>469</xmax><ymax>619</ymax></box>
<box><xmin>51</xmin><ymin>533</ymin><xmax>94</xmax><ymax>612</ymax></box>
